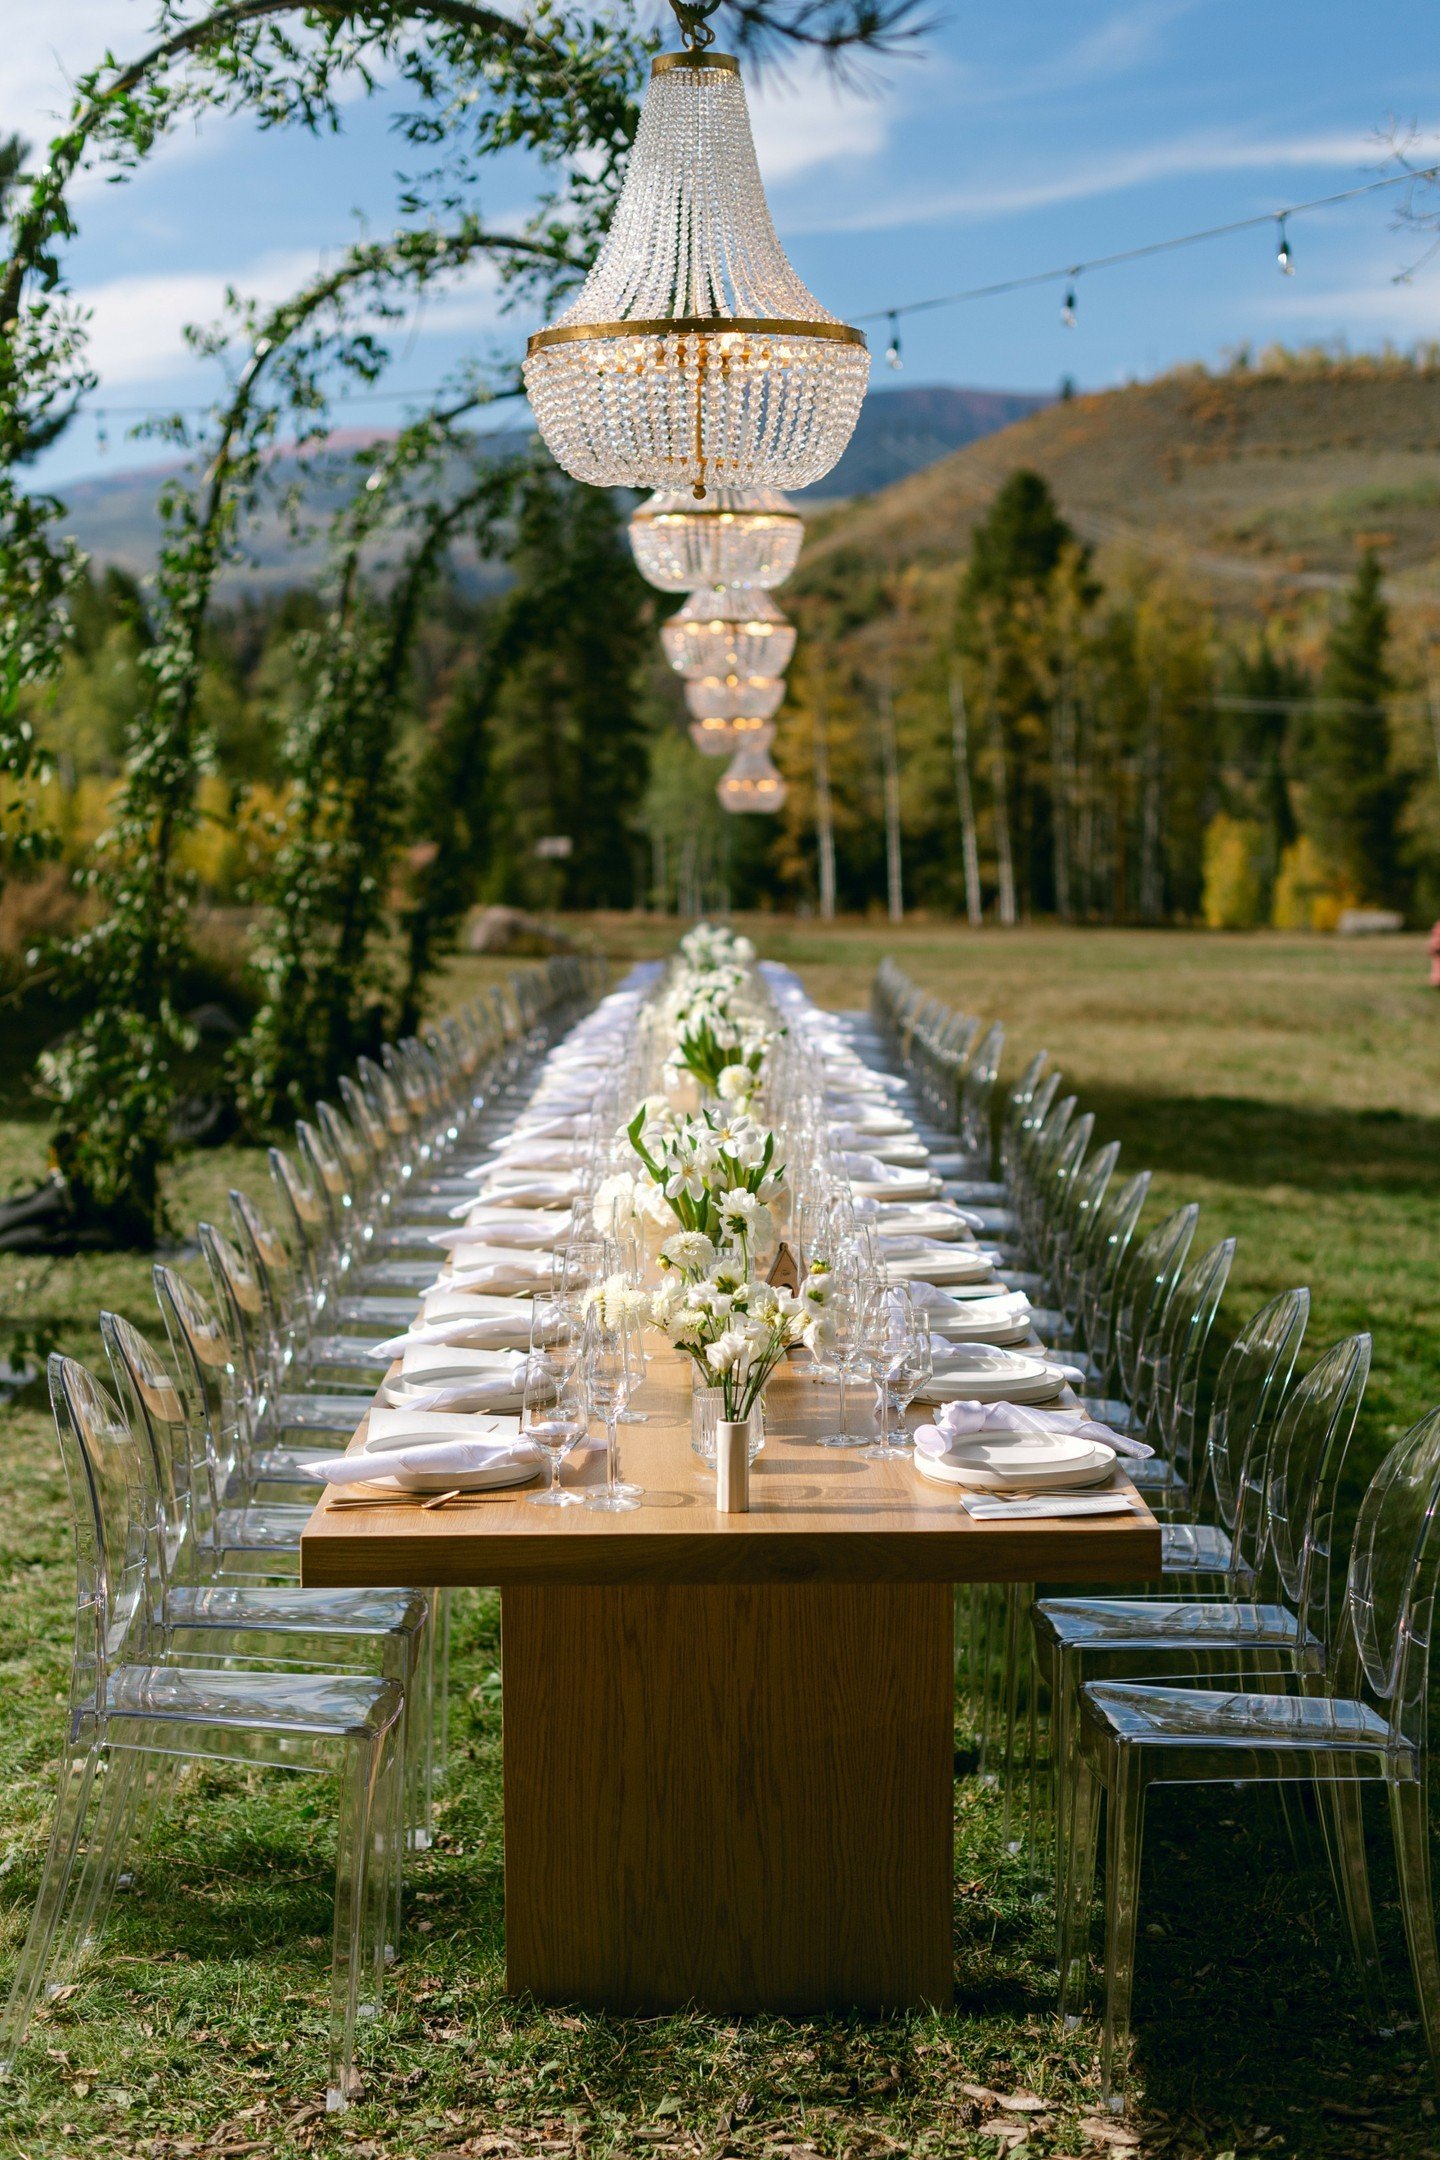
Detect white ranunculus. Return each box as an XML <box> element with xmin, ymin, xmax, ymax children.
<box><xmin>716</xmin><ymin>1062</ymin><xmax>756</xmax><ymax>1103</ymax></box>
<box><xmin>661</xmin><ymin>1230</ymin><xmax>717</xmax><ymax>1273</ymax></box>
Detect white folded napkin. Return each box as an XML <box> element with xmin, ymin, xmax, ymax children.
<box><xmin>914</xmin><ymin>1401</ymin><xmax>1153</xmax><ymax>1460</ymax></box>
<box><xmin>467</xmin><ymin>1171</ymin><xmax>583</xmax><ymax>1208</ymax></box>
<box><xmin>379</xmin><ymin>1348</ymin><xmax>536</xmax><ymax>1413</ymax></box>
<box><xmin>430</xmin><ymin>1217</ymin><xmax>565</xmax><ymax>1252</ymax></box>
<box><xmin>314</xmin><ymin>1434</ymin><xmax>540</xmax><ymax>1487</ymax></box>
<box><xmin>464</xmin><ymin>1140</ymin><xmax>581</xmax><ymax>1176</ymax></box>
<box><xmin>959</xmin><ymin>1491</ymin><xmax>1141</xmax><ymax>1520</ymax></box>
<box><xmin>427</xmin><ymin>1249</ymin><xmax>554</xmax><ymax>1296</ymax></box>
<box><xmin>370</xmin><ymin>1314</ymin><xmax>534</xmax><ymax>1357</ymax></box>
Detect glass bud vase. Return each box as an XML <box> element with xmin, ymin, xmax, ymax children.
<box><xmin>691</xmin><ymin>1384</ymin><xmax>764</xmax><ymax>1463</ymax></box>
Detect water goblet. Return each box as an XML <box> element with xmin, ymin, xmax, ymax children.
<box><xmin>523</xmin><ymin>1361</ymin><xmax>587</xmax><ymax>1507</ymax></box>
<box><xmin>582</xmin><ymin>1310</ymin><xmax>643</xmax><ymax>1511</ymax></box>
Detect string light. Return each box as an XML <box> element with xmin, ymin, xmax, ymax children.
<box><xmin>853</xmin><ymin>161</ymin><xmax>1440</xmax><ymax>334</ymax></box>
<box><xmin>1061</xmin><ymin>277</ymin><xmax>1078</xmax><ymax>328</ymax></box>
<box><xmin>885</xmin><ymin>312</ymin><xmax>902</xmax><ymax>370</ymax></box>
<box><xmin>1276</xmin><ymin>214</ymin><xmax>1294</xmax><ymax>275</ymax></box>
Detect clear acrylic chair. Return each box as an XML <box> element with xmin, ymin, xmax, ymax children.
<box><xmin>0</xmin><ymin>1356</ymin><xmax>406</xmax><ymax>2112</ymax></box>
<box><xmin>1032</xmin><ymin>1297</ymin><xmax>1330</xmax><ymax>1880</ymax></box>
<box><xmin>1060</xmin><ymin>1392</ymin><xmax>1440</xmax><ymax>2111</ymax></box>
<box><xmin>199</xmin><ymin>1223</ymin><xmax>378</xmax><ymax>1454</ymax></box>
<box><xmin>1119</xmin><ymin>1235</ymin><xmax>1237</xmax><ymax>1511</ymax></box>
<box><xmin>101</xmin><ymin>1314</ymin><xmax>434</xmax><ymax>1845</ymax></box>
<box><xmin>1087</xmin><ymin>1202</ymin><xmax>1199</xmax><ymax>1417</ymax></box>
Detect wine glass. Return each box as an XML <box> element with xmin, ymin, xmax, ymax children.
<box><xmin>818</xmin><ymin>1260</ymin><xmax>871</xmax><ymax>1449</ymax></box>
<box><xmin>582</xmin><ymin>1309</ymin><xmax>643</xmax><ymax>1511</ymax></box>
<box><xmin>864</xmin><ymin>1287</ymin><xmax>931</xmax><ymax>1460</ymax></box>
<box><xmin>616</xmin><ymin>1297</ymin><xmax>650</xmax><ymax>1424</ymax></box>
<box><xmin>522</xmin><ymin>1358</ymin><xmax>587</xmax><ymax>1507</ymax></box>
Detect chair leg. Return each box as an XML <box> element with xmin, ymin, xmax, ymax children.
<box><xmin>1390</xmin><ymin>1774</ymin><xmax>1440</xmax><ymax>2075</ymax></box>
<box><xmin>1058</xmin><ymin>1756</ymin><xmax>1101</xmax><ymax>2013</ymax></box>
<box><xmin>0</xmin><ymin>1742</ymin><xmax>102</xmax><ymax>2069</ymax></box>
<box><xmin>1100</xmin><ymin>1749</ymin><xmax>1146</xmax><ymax>2113</ymax></box>
<box><xmin>1318</xmin><ymin>1780</ymin><xmax>1387</xmax><ymax>2025</ymax></box>
<box><xmin>1000</xmin><ymin>1585</ymin><xmax>1025</xmax><ymax>1846</ymax></box>
<box><xmin>329</xmin><ymin>1735</ymin><xmax>387</xmax><ymax>2113</ymax></box>
<box><xmin>50</xmin><ymin>1745</ymin><xmax>152</xmax><ymax>1983</ymax></box>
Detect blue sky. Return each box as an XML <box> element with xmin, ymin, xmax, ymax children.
<box><xmin>9</xmin><ymin>0</ymin><xmax>1440</xmax><ymax>491</ymax></box>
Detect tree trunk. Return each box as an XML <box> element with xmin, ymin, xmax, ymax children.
<box><xmin>1139</xmin><ymin>685</ymin><xmax>1165</xmax><ymax>921</ymax></box>
<box><xmin>879</xmin><ymin>676</ymin><xmax>904</xmax><ymax>925</ymax></box>
<box><xmin>814</xmin><ymin>697</ymin><xmax>837</xmax><ymax>922</ymax></box>
<box><xmin>947</xmin><ymin>661</ymin><xmax>983</xmax><ymax>926</ymax></box>
<box><xmin>987</xmin><ymin>681</ymin><xmax>1018</xmax><ymax>926</ymax></box>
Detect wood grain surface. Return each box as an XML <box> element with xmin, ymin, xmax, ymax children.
<box><xmin>502</xmin><ymin>1578</ymin><xmax>955</xmax><ymax>2012</ymax></box>
<box><xmin>300</xmin><ymin>1350</ymin><xmax>1162</xmax><ymax>1590</ymax></box>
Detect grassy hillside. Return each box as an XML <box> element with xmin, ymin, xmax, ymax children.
<box><xmin>801</xmin><ymin>354</ymin><xmax>1440</xmax><ymax>608</ymax></box>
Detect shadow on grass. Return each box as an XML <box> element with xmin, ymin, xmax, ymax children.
<box><xmin>1078</xmin><ymin>1084</ymin><xmax>1440</xmax><ymax>1200</ymax></box>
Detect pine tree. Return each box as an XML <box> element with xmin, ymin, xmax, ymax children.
<box><xmin>438</xmin><ymin>465</ymin><xmax>651</xmax><ymax>913</ymax></box>
<box><xmin>1307</xmin><ymin>550</ymin><xmax>1406</xmax><ymax>908</ymax></box>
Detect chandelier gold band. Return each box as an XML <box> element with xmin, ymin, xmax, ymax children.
<box><xmin>630</xmin><ymin>503</ymin><xmax>803</xmax><ymax>524</ymax></box>
<box><xmin>526</xmin><ymin>316</ymin><xmax>868</xmax><ymax>355</ymax></box>
<box><xmin>651</xmin><ymin>49</ymin><xmax>739</xmax><ymax>73</ymax></box>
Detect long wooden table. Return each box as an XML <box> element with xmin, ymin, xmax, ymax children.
<box><xmin>301</xmin><ymin>1349</ymin><xmax>1160</xmax><ymax>2016</ymax></box>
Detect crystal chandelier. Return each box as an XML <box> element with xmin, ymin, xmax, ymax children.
<box><xmin>685</xmin><ymin>672</ymin><xmax>785</xmax><ymax>724</ymax></box>
<box><xmin>523</xmin><ymin>8</ymin><xmax>869</xmax><ymax>498</ymax></box>
<box><xmin>661</xmin><ymin>587</ymin><xmax>795</xmax><ymax>679</ymax></box>
<box><xmin>690</xmin><ymin>714</ymin><xmax>774</xmax><ymax>757</ymax></box>
<box><xmin>717</xmin><ymin>739</ymin><xmax>787</xmax><ymax>812</ymax></box>
<box><xmin>629</xmin><ymin>487</ymin><xmax>804</xmax><ymax>592</ymax></box>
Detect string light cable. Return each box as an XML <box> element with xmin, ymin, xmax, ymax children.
<box><xmin>854</xmin><ymin>161</ymin><xmax>1440</xmax><ymax>338</ymax></box>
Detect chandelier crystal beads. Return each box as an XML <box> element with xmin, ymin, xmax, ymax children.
<box><xmin>690</xmin><ymin>714</ymin><xmax>775</xmax><ymax>756</ymax></box>
<box><xmin>661</xmin><ymin>587</ymin><xmax>795</xmax><ymax>679</ymax></box>
<box><xmin>523</xmin><ymin>49</ymin><xmax>869</xmax><ymax>497</ymax></box>
<box><xmin>684</xmin><ymin>671</ymin><xmax>785</xmax><ymax>724</ymax></box>
<box><xmin>629</xmin><ymin>487</ymin><xmax>804</xmax><ymax>591</ymax></box>
<box><xmin>717</xmin><ymin>740</ymin><xmax>787</xmax><ymax>812</ymax></box>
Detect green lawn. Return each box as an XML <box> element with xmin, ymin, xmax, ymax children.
<box><xmin>0</xmin><ymin>921</ymin><xmax>1436</xmax><ymax>2160</ymax></box>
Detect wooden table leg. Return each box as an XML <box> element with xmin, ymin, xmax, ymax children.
<box><xmin>501</xmin><ymin>1580</ymin><xmax>954</xmax><ymax>2014</ymax></box>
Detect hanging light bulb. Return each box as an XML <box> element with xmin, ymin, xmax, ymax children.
<box><xmin>685</xmin><ymin>672</ymin><xmax>785</xmax><ymax>724</ymax></box>
<box><xmin>689</xmin><ymin>714</ymin><xmax>776</xmax><ymax>756</ymax></box>
<box><xmin>717</xmin><ymin>739</ymin><xmax>788</xmax><ymax>812</ymax></box>
<box><xmin>1276</xmin><ymin>215</ymin><xmax>1294</xmax><ymax>275</ymax></box>
<box><xmin>629</xmin><ymin>487</ymin><xmax>804</xmax><ymax>592</ymax></box>
<box><xmin>885</xmin><ymin>312</ymin><xmax>903</xmax><ymax>370</ymax></box>
<box><xmin>523</xmin><ymin>7</ymin><xmax>869</xmax><ymax>499</ymax></box>
<box><xmin>1061</xmin><ymin>277</ymin><xmax>1078</xmax><ymax>328</ymax></box>
<box><xmin>661</xmin><ymin>587</ymin><xmax>796</xmax><ymax>679</ymax></box>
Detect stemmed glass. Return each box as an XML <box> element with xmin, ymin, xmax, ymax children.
<box><xmin>582</xmin><ymin>1308</ymin><xmax>643</xmax><ymax>1511</ymax></box>
<box><xmin>818</xmin><ymin>1260</ymin><xmax>877</xmax><ymax>1449</ymax></box>
<box><xmin>523</xmin><ymin>1357</ymin><xmax>587</xmax><ymax>1507</ymax></box>
<box><xmin>864</xmin><ymin>1287</ymin><xmax>932</xmax><ymax>1460</ymax></box>
<box><xmin>616</xmin><ymin>1298</ymin><xmax>650</xmax><ymax>1424</ymax></box>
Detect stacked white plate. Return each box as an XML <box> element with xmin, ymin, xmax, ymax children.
<box><xmin>361</xmin><ymin>1410</ymin><xmax>540</xmax><ymax>1491</ymax></box>
<box><xmin>915</xmin><ymin>1345</ymin><xmax>1066</xmax><ymax>1405</ymax></box>
<box><xmin>872</xmin><ymin>1204</ymin><xmax>974</xmax><ymax>1243</ymax></box>
<box><xmin>929</xmin><ymin>1292</ymin><xmax>1034</xmax><ymax>1347</ymax></box>
<box><xmin>881</xmin><ymin>1239</ymin><xmax>995</xmax><ymax>1287</ymax></box>
<box><xmin>915</xmin><ymin>1431</ymin><xmax>1116</xmax><ymax>1492</ymax></box>
<box><xmin>849</xmin><ymin>1170</ymin><xmax>941</xmax><ymax>1202</ymax></box>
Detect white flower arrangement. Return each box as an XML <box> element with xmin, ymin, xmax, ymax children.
<box><xmin>646</xmin><ymin>1260</ymin><xmax>806</xmax><ymax>1418</ymax></box>
<box><xmin>627</xmin><ymin>1102</ymin><xmax>787</xmax><ymax>1275</ymax></box>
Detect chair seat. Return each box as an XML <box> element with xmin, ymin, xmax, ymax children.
<box><xmin>213</xmin><ymin>1501</ymin><xmax>313</xmax><ymax>1551</ymax></box>
<box><xmin>275</xmin><ymin>1392</ymin><xmax>374</xmax><ymax>1433</ymax></box>
<box><xmin>106</xmin><ymin>1663</ymin><xmax>402</xmax><ymax>1739</ymax></box>
<box><xmin>1082</xmin><ymin>1680</ymin><xmax>1394</xmax><ymax>1760</ymax></box>
<box><xmin>938</xmin><ymin>1180</ymin><xmax>1009</xmax><ymax>1205</ymax></box>
<box><xmin>943</xmin><ymin>1199</ymin><xmax>1018</xmax><ymax>1235</ymax></box>
<box><xmin>166</xmin><ymin>1583</ymin><xmax>427</xmax><ymax>1637</ymax></box>
<box><xmin>306</xmin><ymin>1336</ymin><xmax>394</xmax><ymax>1374</ymax></box>
<box><xmin>1078</xmin><ymin>1395</ymin><xmax>1135</xmax><ymax>1430</ymax></box>
<box><xmin>1036</xmin><ymin>1597</ymin><xmax>1307</xmax><ymax>1654</ymax></box>
<box><xmin>1161</xmin><ymin>1520</ymin><xmax>1233</xmax><ymax>1575</ymax></box>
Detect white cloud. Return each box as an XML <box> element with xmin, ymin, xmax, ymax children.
<box><xmin>1266</xmin><ymin>267</ymin><xmax>1440</xmax><ymax>336</ymax></box>
<box><xmin>748</xmin><ymin>61</ymin><xmax>894</xmax><ymax>183</ymax></box>
<box><xmin>793</xmin><ymin>128</ymin><xmax>1435</xmax><ymax>235</ymax></box>
<box><xmin>72</xmin><ymin>243</ymin><xmax>506</xmax><ymax>387</ymax></box>
<box><xmin>0</xmin><ymin>0</ymin><xmax>144</xmax><ymax>141</ymax></box>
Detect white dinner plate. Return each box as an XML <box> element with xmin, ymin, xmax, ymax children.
<box><xmin>915</xmin><ymin>1436</ymin><xmax>1115</xmax><ymax>1491</ymax></box>
<box><xmin>882</xmin><ymin>1245</ymin><xmax>995</xmax><ymax>1287</ymax></box>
